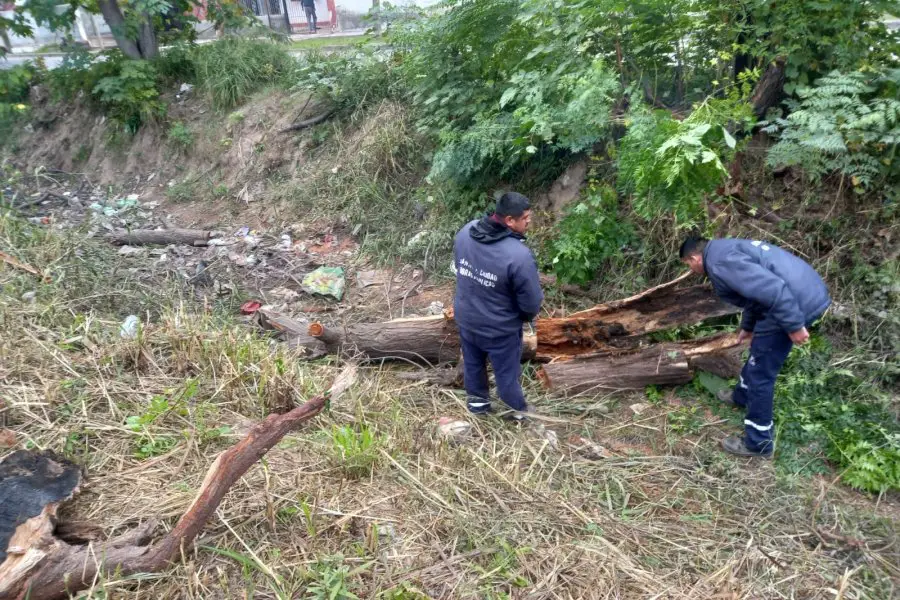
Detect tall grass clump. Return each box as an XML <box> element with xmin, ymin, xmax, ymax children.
<box><xmin>190</xmin><ymin>38</ymin><xmax>298</xmax><ymax>111</ymax></box>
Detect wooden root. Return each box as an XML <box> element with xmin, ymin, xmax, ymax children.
<box><xmin>0</xmin><ymin>366</ymin><xmax>357</xmax><ymax>600</ymax></box>
<box><xmin>279</xmin><ymin>109</ymin><xmax>336</xmax><ymax>133</ymax></box>
<box><xmin>106</xmin><ymin>229</ymin><xmax>213</xmax><ymax>247</ymax></box>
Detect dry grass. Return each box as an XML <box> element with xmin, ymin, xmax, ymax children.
<box><xmin>1</xmin><ymin>209</ymin><xmax>898</xmax><ymax>600</ymax></box>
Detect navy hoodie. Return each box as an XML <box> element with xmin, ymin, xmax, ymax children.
<box><xmin>704</xmin><ymin>239</ymin><xmax>831</xmax><ymax>335</ymax></box>
<box><xmin>453</xmin><ymin>215</ymin><xmax>544</xmax><ymax>337</ymax></box>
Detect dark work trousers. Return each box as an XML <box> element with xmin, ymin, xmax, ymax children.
<box><xmin>458</xmin><ymin>327</ymin><xmax>527</xmax><ymax>413</ymax></box>
<box><xmin>731</xmin><ymin>330</ymin><xmax>794</xmax><ymax>453</ymax></box>
<box><xmin>304</xmin><ymin>6</ymin><xmax>317</xmax><ymax>32</ymax></box>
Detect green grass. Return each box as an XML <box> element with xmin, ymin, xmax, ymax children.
<box><xmin>290</xmin><ymin>34</ymin><xmax>370</xmax><ymax>50</ymax></box>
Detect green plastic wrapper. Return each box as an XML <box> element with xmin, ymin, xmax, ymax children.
<box><xmin>301</xmin><ymin>266</ymin><xmax>346</xmax><ymax>300</ymax></box>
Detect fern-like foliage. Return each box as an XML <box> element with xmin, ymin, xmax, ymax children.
<box><xmin>765</xmin><ymin>69</ymin><xmax>900</xmax><ymax>191</ymax></box>
<box><xmin>618</xmin><ymin>90</ymin><xmax>754</xmax><ymax>226</ymax></box>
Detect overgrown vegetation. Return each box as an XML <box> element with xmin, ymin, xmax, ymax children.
<box><xmin>1</xmin><ymin>8</ymin><xmax>899</xmax><ymax>598</ymax></box>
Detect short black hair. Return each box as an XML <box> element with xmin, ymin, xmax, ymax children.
<box><xmin>495</xmin><ymin>192</ymin><xmax>531</xmax><ymax>218</ymax></box>
<box><xmin>679</xmin><ymin>236</ymin><xmax>708</xmax><ymax>259</ymax></box>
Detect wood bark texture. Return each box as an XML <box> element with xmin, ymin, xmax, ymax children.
<box><xmin>751</xmin><ymin>57</ymin><xmax>786</xmax><ymax>119</ymax></box>
<box><xmin>537</xmin><ymin>333</ymin><xmax>743</xmax><ymax>397</ymax></box>
<box><xmin>257</xmin><ymin>309</ymin><xmax>328</xmax><ymax>359</ymax></box>
<box><xmin>308</xmin><ymin>315</ymin><xmax>461</xmax><ymax>365</ymax></box>
<box><xmin>0</xmin><ymin>367</ymin><xmax>357</xmax><ymax>600</ymax></box>
<box><xmin>535</xmin><ymin>275</ymin><xmax>737</xmax><ymax>359</ymax></box>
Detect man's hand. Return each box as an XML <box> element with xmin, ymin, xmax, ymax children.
<box><xmin>789</xmin><ymin>327</ymin><xmax>810</xmax><ymax>345</ymax></box>
<box><xmin>737</xmin><ymin>329</ymin><xmax>753</xmax><ymax>344</ymax></box>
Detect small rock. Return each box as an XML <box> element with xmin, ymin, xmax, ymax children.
<box><xmin>426</xmin><ymin>301</ymin><xmax>445</xmax><ymax>316</ymax></box>
<box><xmin>406</xmin><ymin>231</ymin><xmax>429</xmax><ymax>248</ymax></box>
<box><xmin>0</xmin><ymin>428</ymin><xmax>16</xmax><ymax>448</ymax></box>
<box><xmin>21</xmin><ymin>291</ymin><xmax>36</xmax><ymax>303</ymax></box>
<box><xmin>118</xmin><ymin>245</ymin><xmax>144</xmax><ymax>256</ymax></box>
<box><xmin>437</xmin><ymin>417</ymin><xmax>472</xmax><ymax>443</ymax></box>
<box><xmin>568</xmin><ymin>435</ymin><xmax>612</xmax><ymax>460</ymax></box>
<box><xmin>269</xmin><ymin>286</ymin><xmax>301</xmax><ymax>303</ymax></box>
<box><xmin>629</xmin><ymin>402</ymin><xmax>651</xmax><ymax>416</ymax></box>
<box><xmin>179</xmin><ymin>83</ymin><xmax>194</xmax><ymax>94</ymax></box>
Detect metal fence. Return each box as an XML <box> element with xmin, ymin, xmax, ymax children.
<box><xmin>238</xmin><ymin>0</ymin><xmax>336</xmax><ymax>34</ymax></box>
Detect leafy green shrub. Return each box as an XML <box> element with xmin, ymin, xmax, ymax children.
<box><xmin>0</xmin><ymin>102</ymin><xmax>29</xmax><ymax>149</ymax></box>
<box><xmin>0</xmin><ymin>63</ymin><xmax>36</xmax><ymax>103</ymax></box>
<box><xmin>45</xmin><ymin>49</ymin><xmax>164</xmax><ymax>132</ymax></box>
<box><xmin>295</xmin><ymin>47</ymin><xmax>399</xmax><ymax>112</ymax></box>
<box><xmin>155</xmin><ymin>42</ymin><xmax>198</xmax><ymax>85</ymax></box>
<box><xmin>46</xmin><ymin>45</ymin><xmax>102</xmax><ymax>99</ymax></box>
<box><xmin>547</xmin><ymin>183</ymin><xmax>633</xmax><ymax>284</ymax></box>
<box><xmin>426</xmin><ymin>60</ymin><xmax>618</xmax><ymax>186</ymax></box>
<box><xmin>92</xmin><ymin>58</ymin><xmax>165</xmax><ymax>132</ymax></box>
<box><xmin>191</xmin><ymin>38</ymin><xmax>297</xmax><ymax>110</ymax></box>
<box><xmin>618</xmin><ymin>93</ymin><xmax>754</xmax><ymax>226</ymax></box>
<box><xmin>775</xmin><ymin>337</ymin><xmax>900</xmax><ymax>493</ymax></box>
<box><xmin>167</xmin><ymin>120</ymin><xmax>193</xmax><ymax>148</ymax></box>
<box><xmin>764</xmin><ymin>69</ymin><xmax>900</xmax><ymax>192</ymax></box>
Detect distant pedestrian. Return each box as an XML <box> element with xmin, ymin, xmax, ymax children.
<box><xmin>301</xmin><ymin>0</ymin><xmax>317</xmax><ymax>33</ymax></box>
<box><xmin>680</xmin><ymin>237</ymin><xmax>831</xmax><ymax>458</ymax></box>
<box><xmin>453</xmin><ymin>192</ymin><xmax>544</xmax><ymax>420</ymax></box>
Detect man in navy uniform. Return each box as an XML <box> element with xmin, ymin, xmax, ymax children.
<box><xmin>453</xmin><ymin>192</ymin><xmax>543</xmax><ymax>419</ymax></box>
<box><xmin>680</xmin><ymin>237</ymin><xmax>830</xmax><ymax>457</ymax></box>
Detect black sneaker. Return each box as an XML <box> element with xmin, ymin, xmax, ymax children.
<box><xmin>721</xmin><ymin>436</ymin><xmax>773</xmax><ymax>459</ymax></box>
<box><xmin>503</xmin><ymin>405</ymin><xmax>534</xmax><ymax>423</ymax></box>
<box><xmin>467</xmin><ymin>398</ymin><xmax>492</xmax><ymax>415</ymax></box>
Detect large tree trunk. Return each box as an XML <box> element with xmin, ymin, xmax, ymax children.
<box><xmin>136</xmin><ymin>14</ymin><xmax>159</xmax><ymax>59</ymax></box>
<box><xmin>537</xmin><ymin>334</ymin><xmax>744</xmax><ymax>397</ymax></box>
<box><xmin>97</xmin><ymin>0</ymin><xmax>158</xmax><ymax>59</ymax></box>
<box><xmin>0</xmin><ymin>368</ymin><xmax>357</xmax><ymax>600</ymax></box>
<box><xmin>292</xmin><ymin>273</ymin><xmax>736</xmax><ymax>366</ymax></box>
<box><xmin>751</xmin><ymin>57</ymin><xmax>786</xmax><ymax>119</ymax></box>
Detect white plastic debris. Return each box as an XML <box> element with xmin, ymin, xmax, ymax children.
<box><xmin>120</xmin><ymin>315</ymin><xmax>140</xmax><ymax>339</ymax></box>
<box><xmin>21</xmin><ymin>291</ymin><xmax>36</xmax><ymax>303</ymax></box>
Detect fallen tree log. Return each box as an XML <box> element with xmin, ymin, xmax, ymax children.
<box><xmin>106</xmin><ymin>229</ymin><xmax>213</xmax><ymax>246</ymax></box>
<box><xmin>257</xmin><ymin>308</ymin><xmax>327</xmax><ymax>359</ymax></box>
<box><xmin>537</xmin><ymin>334</ymin><xmax>744</xmax><ymax>397</ymax></box>
<box><xmin>276</xmin><ymin>273</ymin><xmax>734</xmax><ymax>365</ymax></box>
<box><xmin>535</xmin><ymin>274</ymin><xmax>738</xmax><ymax>359</ymax></box>
<box><xmin>308</xmin><ymin>315</ymin><xmax>461</xmax><ymax>365</ymax></box>
<box><xmin>0</xmin><ymin>366</ymin><xmax>357</xmax><ymax>600</ymax></box>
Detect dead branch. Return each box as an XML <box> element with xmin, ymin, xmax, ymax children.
<box><xmin>106</xmin><ymin>229</ymin><xmax>213</xmax><ymax>247</ymax></box>
<box><xmin>0</xmin><ymin>366</ymin><xmax>357</xmax><ymax>600</ymax></box>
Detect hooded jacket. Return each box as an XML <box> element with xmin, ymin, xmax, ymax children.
<box><xmin>453</xmin><ymin>215</ymin><xmax>544</xmax><ymax>337</ymax></box>
<box><xmin>703</xmin><ymin>239</ymin><xmax>831</xmax><ymax>335</ymax></box>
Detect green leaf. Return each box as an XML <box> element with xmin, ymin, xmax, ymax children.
<box><xmin>722</xmin><ymin>128</ymin><xmax>737</xmax><ymax>149</ymax></box>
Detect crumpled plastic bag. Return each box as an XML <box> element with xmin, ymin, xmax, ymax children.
<box><xmin>302</xmin><ymin>266</ymin><xmax>345</xmax><ymax>300</ymax></box>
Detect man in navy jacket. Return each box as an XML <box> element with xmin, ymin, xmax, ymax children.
<box><xmin>453</xmin><ymin>192</ymin><xmax>544</xmax><ymax>418</ymax></box>
<box><xmin>680</xmin><ymin>237</ymin><xmax>831</xmax><ymax>457</ymax></box>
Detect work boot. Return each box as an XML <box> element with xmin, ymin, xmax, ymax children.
<box><xmin>716</xmin><ymin>389</ymin><xmax>739</xmax><ymax>407</ymax></box>
<box><xmin>721</xmin><ymin>436</ymin><xmax>772</xmax><ymax>459</ymax></box>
